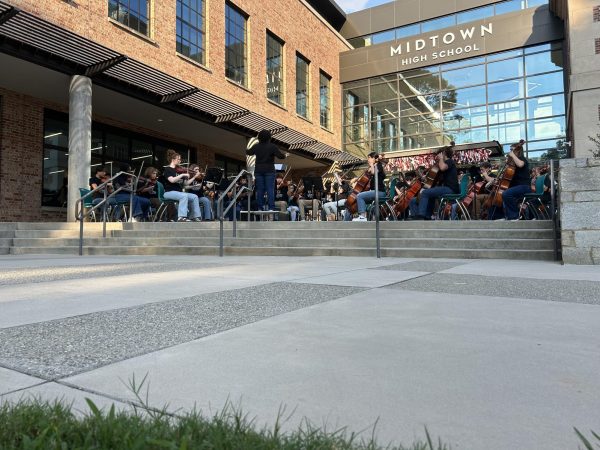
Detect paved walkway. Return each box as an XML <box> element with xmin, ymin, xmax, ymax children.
<box><xmin>0</xmin><ymin>255</ymin><xmax>599</xmax><ymax>449</ymax></box>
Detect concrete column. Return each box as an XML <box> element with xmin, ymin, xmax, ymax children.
<box><xmin>67</xmin><ymin>75</ymin><xmax>92</xmax><ymax>222</ymax></box>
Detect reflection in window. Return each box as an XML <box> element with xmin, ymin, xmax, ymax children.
<box><xmin>487</xmin><ymin>79</ymin><xmax>524</xmax><ymax>103</ymax></box>
<box><xmin>448</xmin><ymin>126</ymin><xmax>488</xmax><ymax>145</ymax></box>
<box><xmin>525</xmin><ymin>50</ymin><xmax>563</xmax><ymax>75</ymax></box>
<box><xmin>225</xmin><ymin>2</ymin><xmax>247</xmax><ymax>86</ymax></box>
<box><xmin>442</xmin><ymin>85</ymin><xmax>487</xmax><ymax>110</ymax></box>
<box><xmin>487</xmin><ymin>57</ymin><xmax>524</xmax><ymax>82</ymax></box>
<box><xmin>457</xmin><ymin>5</ymin><xmax>493</xmax><ymax>24</ymax></box>
<box><xmin>370</xmin><ymin>100</ymin><xmax>399</xmax><ymax>121</ymax></box>
<box><xmin>370</xmin><ymin>81</ymin><xmax>398</xmax><ymax>103</ymax></box>
<box><xmin>400</xmin><ymin>114</ymin><xmax>442</xmax><ymax>136</ymax></box>
<box><xmin>526</xmin><ymin>71</ymin><xmax>564</xmax><ymax>97</ymax></box>
<box><xmin>527</xmin><ymin>116</ymin><xmax>565</xmax><ymax>140</ymax></box>
<box><xmin>489</xmin><ymin>122</ymin><xmax>526</xmax><ymax>143</ymax></box>
<box><xmin>441</xmin><ymin>65</ymin><xmax>485</xmax><ymax>89</ymax></box>
<box><xmin>296</xmin><ymin>54</ymin><xmax>310</xmax><ymax>118</ymax></box>
<box><xmin>421</xmin><ymin>15</ymin><xmax>455</xmax><ymax>33</ymax></box>
<box><xmin>494</xmin><ymin>0</ymin><xmax>522</xmax><ymax>15</ymax></box>
<box><xmin>488</xmin><ymin>100</ymin><xmax>525</xmax><ymax>124</ymax></box>
<box><xmin>443</xmin><ymin>106</ymin><xmax>487</xmax><ymax>130</ymax></box>
<box><xmin>266</xmin><ymin>32</ymin><xmax>284</xmax><ymax>105</ymax></box>
<box><xmin>108</xmin><ymin>0</ymin><xmax>150</xmax><ymax>36</ymax></box>
<box><xmin>395</xmin><ymin>24</ymin><xmax>419</xmax><ymax>39</ymax></box>
<box><xmin>344</xmin><ymin>86</ymin><xmax>369</xmax><ymax>108</ymax></box>
<box><xmin>526</xmin><ymin>94</ymin><xmax>565</xmax><ymax>119</ymax></box>
<box><xmin>176</xmin><ymin>0</ymin><xmax>205</xmax><ymax>64</ymax></box>
<box><xmin>320</xmin><ymin>71</ymin><xmax>331</xmax><ymax>129</ymax></box>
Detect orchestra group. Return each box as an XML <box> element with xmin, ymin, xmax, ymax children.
<box><xmin>88</xmin><ymin>130</ymin><xmax>552</xmax><ymax>223</ymax></box>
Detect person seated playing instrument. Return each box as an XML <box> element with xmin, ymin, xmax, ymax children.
<box><xmin>112</xmin><ymin>163</ymin><xmax>152</xmax><ymax>222</ymax></box>
<box><xmin>274</xmin><ymin>173</ymin><xmax>290</xmax><ymax>220</ymax></box>
<box><xmin>412</xmin><ymin>145</ymin><xmax>459</xmax><ymax>220</ymax></box>
<box><xmin>163</xmin><ymin>150</ymin><xmax>202</xmax><ymax>222</ymax></box>
<box><xmin>495</xmin><ymin>139</ymin><xmax>531</xmax><ymax>221</ymax></box>
<box><xmin>322</xmin><ymin>173</ymin><xmax>350</xmax><ymax>221</ymax></box>
<box><xmin>347</xmin><ymin>152</ymin><xmax>386</xmax><ymax>222</ymax></box>
<box><xmin>137</xmin><ymin>167</ymin><xmax>160</xmax><ymax>210</ymax></box>
<box><xmin>286</xmin><ymin>182</ymin><xmax>301</xmax><ymax>221</ymax></box>
<box><xmin>185</xmin><ymin>164</ymin><xmax>213</xmax><ymax>221</ymax></box>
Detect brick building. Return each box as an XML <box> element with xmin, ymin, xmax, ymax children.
<box><xmin>0</xmin><ymin>0</ymin><xmax>354</xmax><ymax>221</ymax></box>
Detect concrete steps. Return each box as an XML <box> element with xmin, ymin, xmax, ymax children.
<box><xmin>5</xmin><ymin>221</ymin><xmax>558</xmax><ymax>260</ymax></box>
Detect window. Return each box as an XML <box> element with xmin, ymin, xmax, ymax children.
<box><xmin>225</xmin><ymin>2</ymin><xmax>248</xmax><ymax>86</ymax></box>
<box><xmin>296</xmin><ymin>54</ymin><xmax>310</xmax><ymax>118</ymax></box>
<box><xmin>319</xmin><ymin>71</ymin><xmax>331</xmax><ymax>129</ymax></box>
<box><xmin>108</xmin><ymin>0</ymin><xmax>150</xmax><ymax>36</ymax></box>
<box><xmin>176</xmin><ymin>0</ymin><xmax>205</xmax><ymax>64</ymax></box>
<box><xmin>266</xmin><ymin>32</ymin><xmax>284</xmax><ymax>105</ymax></box>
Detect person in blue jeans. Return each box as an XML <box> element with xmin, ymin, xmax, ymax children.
<box><xmin>498</xmin><ymin>139</ymin><xmax>531</xmax><ymax>220</ymax></box>
<box><xmin>112</xmin><ymin>163</ymin><xmax>151</xmax><ymax>222</ymax></box>
<box><xmin>346</xmin><ymin>152</ymin><xmax>386</xmax><ymax>221</ymax></box>
<box><xmin>413</xmin><ymin>144</ymin><xmax>459</xmax><ymax>220</ymax></box>
<box><xmin>246</xmin><ymin>129</ymin><xmax>287</xmax><ymax>211</ymax></box>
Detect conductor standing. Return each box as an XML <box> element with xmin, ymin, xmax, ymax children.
<box><xmin>245</xmin><ymin>129</ymin><xmax>287</xmax><ymax>212</ymax></box>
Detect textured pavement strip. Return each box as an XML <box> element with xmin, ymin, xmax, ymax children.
<box><xmin>370</xmin><ymin>261</ymin><xmax>470</xmax><ymax>272</ymax></box>
<box><xmin>0</xmin><ymin>282</ymin><xmax>365</xmax><ymax>380</ymax></box>
<box><xmin>0</xmin><ymin>262</ymin><xmax>227</xmax><ymax>286</ymax></box>
<box><xmin>388</xmin><ymin>273</ymin><xmax>600</xmax><ymax>305</ymax></box>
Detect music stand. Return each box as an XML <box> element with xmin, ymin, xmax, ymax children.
<box><xmin>204</xmin><ymin>167</ymin><xmax>223</xmax><ymax>184</ymax></box>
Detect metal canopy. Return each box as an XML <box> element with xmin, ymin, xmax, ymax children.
<box><xmin>178</xmin><ymin>90</ymin><xmax>249</xmax><ymax>122</ymax></box>
<box><xmin>231</xmin><ymin>112</ymin><xmax>287</xmax><ymax>135</ymax></box>
<box><xmin>308</xmin><ymin>142</ymin><xmax>341</xmax><ymax>158</ymax></box>
<box><xmin>0</xmin><ymin>2</ymin><xmax>122</xmax><ymax>71</ymax></box>
<box><xmin>273</xmin><ymin>129</ymin><xmax>317</xmax><ymax>150</ymax></box>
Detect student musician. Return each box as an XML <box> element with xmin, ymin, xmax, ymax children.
<box><xmin>413</xmin><ymin>145</ymin><xmax>458</xmax><ymax>220</ymax></box>
<box><xmin>137</xmin><ymin>167</ymin><xmax>160</xmax><ymax>210</ymax></box>
<box><xmin>348</xmin><ymin>152</ymin><xmax>386</xmax><ymax>221</ymax></box>
<box><xmin>286</xmin><ymin>182</ymin><xmax>301</xmax><ymax>221</ymax></box>
<box><xmin>186</xmin><ymin>164</ymin><xmax>214</xmax><ymax>221</ymax></box>
<box><xmin>322</xmin><ymin>173</ymin><xmax>350</xmax><ymax>220</ymax></box>
<box><xmin>112</xmin><ymin>163</ymin><xmax>151</xmax><ymax>222</ymax></box>
<box><xmin>274</xmin><ymin>173</ymin><xmax>290</xmax><ymax>219</ymax></box>
<box><xmin>163</xmin><ymin>149</ymin><xmax>202</xmax><ymax>222</ymax></box>
<box><xmin>498</xmin><ymin>139</ymin><xmax>531</xmax><ymax>221</ymax></box>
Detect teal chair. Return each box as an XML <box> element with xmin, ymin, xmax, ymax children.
<box><xmin>437</xmin><ymin>175</ymin><xmax>471</xmax><ymax>220</ymax></box>
<box><xmin>520</xmin><ymin>174</ymin><xmax>549</xmax><ymax>220</ymax></box>
<box><xmin>79</xmin><ymin>188</ymin><xmax>96</xmax><ymax>222</ymax></box>
<box><xmin>154</xmin><ymin>181</ymin><xmax>178</xmax><ymax>222</ymax></box>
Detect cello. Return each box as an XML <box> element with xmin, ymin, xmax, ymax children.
<box><xmin>345</xmin><ymin>153</ymin><xmax>381</xmax><ymax>215</ymax></box>
<box><xmin>480</xmin><ymin>139</ymin><xmax>523</xmax><ymax>219</ymax></box>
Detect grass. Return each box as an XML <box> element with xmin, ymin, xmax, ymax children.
<box><xmin>0</xmin><ymin>398</ymin><xmax>450</xmax><ymax>450</ymax></box>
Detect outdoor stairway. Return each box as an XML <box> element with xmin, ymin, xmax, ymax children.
<box><xmin>4</xmin><ymin>221</ymin><xmax>558</xmax><ymax>260</ymax></box>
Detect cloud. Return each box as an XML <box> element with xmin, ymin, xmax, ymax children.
<box><xmin>336</xmin><ymin>0</ymin><xmax>370</xmax><ymax>13</ymax></box>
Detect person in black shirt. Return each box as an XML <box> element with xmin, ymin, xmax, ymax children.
<box><xmin>500</xmin><ymin>140</ymin><xmax>531</xmax><ymax>220</ymax></box>
<box><xmin>415</xmin><ymin>145</ymin><xmax>459</xmax><ymax>220</ymax></box>
<box><xmin>163</xmin><ymin>150</ymin><xmax>202</xmax><ymax>222</ymax></box>
<box><xmin>245</xmin><ymin>129</ymin><xmax>287</xmax><ymax>211</ymax></box>
<box><xmin>349</xmin><ymin>152</ymin><xmax>386</xmax><ymax>221</ymax></box>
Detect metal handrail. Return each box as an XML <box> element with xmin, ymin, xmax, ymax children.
<box><xmin>216</xmin><ymin>169</ymin><xmax>251</xmax><ymax>257</ymax></box>
<box><xmin>549</xmin><ymin>159</ymin><xmax>561</xmax><ymax>262</ymax></box>
<box><xmin>74</xmin><ymin>171</ymin><xmax>137</xmax><ymax>256</ymax></box>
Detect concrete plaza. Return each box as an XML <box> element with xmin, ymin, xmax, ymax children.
<box><xmin>0</xmin><ymin>254</ymin><xmax>599</xmax><ymax>449</ymax></box>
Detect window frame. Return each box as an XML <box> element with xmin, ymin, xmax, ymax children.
<box><xmin>266</xmin><ymin>31</ymin><xmax>285</xmax><ymax>106</ymax></box>
<box><xmin>176</xmin><ymin>0</ymin><xmax>206</xmax><ymax>65</ymax></box>
<box><xmin>319</xmin><ymin>70</ymin><xmax>332</xmax><ymax>130</ymax></box>
<box><xmin>225</xmin><ymin>2</ymin><xmax>249</xmax><ymax>87</ymax></box>
<box><xmin>296</xmin><ymin>53</ymin><xmax>310</xmax><ymax>119</ymax></box>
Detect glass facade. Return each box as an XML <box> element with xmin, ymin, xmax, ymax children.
<box><xmin>296</xmin><ymin>54</ymin><xmax>310</xmax><ymax>119</ymax></box>
<box><xmin>176</xmin><ymin>0</ymin><xmax>205</xmax><ymax>64</ymax></box>
<box><xmin>225</xmin><ymin>2</ymin><xmax>248</xmax><ymax>86</ymax></box>
<box><xmin>348</xmin><ymin>0</ymin><xmax>549</xmax><ymax>48</ymax></box>
<box><xmin>42</xmin><ymin>111</ymin><xmax>189</xmax><ymax>207</ymax></box>
<box><xmin>108</xmin><ymin>0</ymin><xmax>150</xmax><ymax>36</ymax></box>
<box><xmin>266</xmin><ymin>32</ymin><xmax>285</xmax><ymax>105</ymax></box>
<box><xmin>342</xmin><ymin>43</ymin><xmax>566</xmax><ymax>159</ymax></box>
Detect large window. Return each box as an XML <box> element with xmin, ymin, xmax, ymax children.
<box><xmin>296</xmin><ymin>54</ymin><xmax>310</xmax><ymax>118</ymax></box>
<box><xmin>176</xmin><ymin>0</ymin><xmax>205</xmax><ymax>64</ymax></box>
<box><xmin>266</xmin><ymin>32</ymin><xmax>284</xmax><ymax>105</ymax></box>
<box><xmin>42</xmin><ymin>111</ymin><xmax>190</xmax><ymax>207</ymax></box>
<box><xmin>319</xmin><ymin>71</ymin><xmax>331</xmax><ymax>129</ymax></box>
<box><xmin>348</xmin><ymin>0</ymin><xmax>549</xmax><ymax>48</ymax></box>
<box><xmin>225</xmin><ymin>2</ymin><xmax>248</xmax><ymax>87</ymax></box>
<box><xmin>342</xmin><ymin>42</ymin><xmax>567</xmax><ymax>160</ymax></box>
<box><xmin>108</xmin><ymin>0</ymin><xmax>150</xmax><ymax>36</ymax></box>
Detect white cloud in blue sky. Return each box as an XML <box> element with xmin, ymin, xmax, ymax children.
<box><xmin>336</xmin><ymin>0</ymin><xmax>392</xmax><ymax>13</ymax></box>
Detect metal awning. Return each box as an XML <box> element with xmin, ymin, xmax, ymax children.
<box><xmin>273</xmin><ymin>129</ymin><xmax>317</xmax><ymax>150</ymax></box>
<box><xmin>231</xmin><ymin>112</ymin><xmax>287</xmax><ymax>135</ymax></box>
<box><xmin>178</xmin><ymin>90</ymin><xmax>249</xmax><ymax>122</ymax></box>
<box><xmin>307</xmin><ymin>142</ymin><xmax>341</xmax><ymax>159</ymax></box>
<box><xmin>0</xmin><ymin>1</ymin><xmax>123</xmax><ymax>74</ymax></box>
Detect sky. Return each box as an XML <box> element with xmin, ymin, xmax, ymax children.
<box><xmin>336</xmin><ymin>0</ymin><xmax>392</xmax><ymax>13</ymax></box>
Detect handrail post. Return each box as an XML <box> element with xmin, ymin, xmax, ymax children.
<box><xmin>374</xmin><ymin>167</ymin><xmax>381</xmax><ymax>259</ymax></box>
<box><xmin>78</xmin><ymin>206</ymin><xmax>84</xmax><ymax>256</ymax></box>
<box><xmin>550</xmin><ymin>159</ymin><xmax>560</xmax><ymax>262</ymax></box>
<box><xmin>219</xmin><ymin>195</ymin><xmax>224</xmax><ymax>257</ymax></box>
<box><xmin>232</xmin><ymin>184</ymin><xmax>237</xmax><ymax>238</ymax></box>
<box><xmin>102</xmin><ymin>185</ymin><xmax>107</xmax><ymax>238</ymax></box>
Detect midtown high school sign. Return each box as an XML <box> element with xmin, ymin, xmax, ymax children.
<box><xmin>390</xmin><ymin>23</ymin><xmax>493</xmax><ymax>66</ymax></box>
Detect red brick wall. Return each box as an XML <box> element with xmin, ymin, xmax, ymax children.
<box><xmin>0</xmin><ymin>90</ymin><xmax>45</xmax><ymax>221</ymax></box>
<box><xmin>9</xmin><ymin>0</ymin><xmax>350</xmax><ymax>149</ymax></box>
